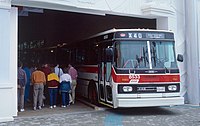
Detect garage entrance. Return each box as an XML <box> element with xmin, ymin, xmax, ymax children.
<box><xmin>16</xmin><ymin>6</ymin><xmax>156</xmax><ymax>113</ymax></box>
<box><xmin>18</xmin><ymin>8</ymin><xmax>156</xmax><ymax>65</ymax></box>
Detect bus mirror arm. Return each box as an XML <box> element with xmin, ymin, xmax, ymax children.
<box><xmin>177</xmin><ymin>54</ymin><xmax>183</xmax><ymax>62</ymax></box>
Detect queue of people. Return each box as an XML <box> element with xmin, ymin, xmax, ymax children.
<box><xmin>17</xmin><ymin>62</ymin><xmax>77</xmax><ymax>112</ymax></box>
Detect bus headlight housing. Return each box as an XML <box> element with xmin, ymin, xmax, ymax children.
<box><xmin>168</xmin><ymin>85</ymin><xmax>177</xmax><ymax>91</ymax></box>
<box><xmin>123</xmin><ymin>86</ymin><xmax>133</xmax><ymax>92</ymax></box>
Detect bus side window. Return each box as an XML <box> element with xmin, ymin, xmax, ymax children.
<box><xmin>106</xmin><ymin>62</ymin><xmax>112</xmax><ymax>82</ymax></box>
<box><xmin>101</xmin><ymin>62</ymin><xmax>104</xmax><ymax>81</ymax></box>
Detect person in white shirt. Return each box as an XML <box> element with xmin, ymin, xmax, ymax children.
<box><xmin>54</xmin><ymin>64</ymin><xmax>63</xmax><ymax>78</ymax></box>
<box><xmin>59</xmin><ymin>68</ymin><xmax>72</xmax><ymax>107</ymax></box>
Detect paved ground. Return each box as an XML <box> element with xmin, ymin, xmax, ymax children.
<box><xmin>0</xmin><ymin>102</ymin><xmax>199</xmax><ymax>126</ymax></box>
<box><xmin>17</xmin><ymin>100</ymin><xmax>95</xmax><ymax>117</ymax></box>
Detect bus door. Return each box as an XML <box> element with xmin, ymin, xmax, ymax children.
<box><xmin>98</xmin><ymin>48</ymin><xmax>113</xmax><ymax>106</ymax></box>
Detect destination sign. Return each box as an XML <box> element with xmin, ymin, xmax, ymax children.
<box><xmin>115</xmin><ymin>31</ymin><xmax>174</xmax><ymax>39</ymax></box>
<box><xmin>146</xmin><ymin>33</ymin><xmax>165</xmax><ymax>39</ymax></box>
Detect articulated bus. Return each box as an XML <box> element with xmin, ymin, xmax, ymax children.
<box><xmin>68</xmin><ymin>29</ymin><xmax>184</xmax><ymax>108</ymax></box>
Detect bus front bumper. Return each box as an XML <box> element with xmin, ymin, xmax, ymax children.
<box><xmin>116</xmin><ymin>97</ymin><xmax>184</xmax><ymax>108</ymax></box>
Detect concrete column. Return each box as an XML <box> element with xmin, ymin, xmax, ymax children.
<box><xmin>0</xmin><ymin>0</ymin><xmax>18</xmax><ymax>122</ymax></box>
<box><xmin>198</xmin><ymin>0</ymin><xmax>200</xmax><ymax>105</ymax></box>
<box><xmin>185</xmin><ymin>0</ymin><xmax>200</xmax><ymax>105</ymax></box>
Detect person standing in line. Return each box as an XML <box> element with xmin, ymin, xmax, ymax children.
<box><xmin>68</xmin><ymin>64</ymin><xmax>78</xmax><ymax>104</ymax></box>
<box><xmin>54</xmin><ymin>64</ymin><xmax>63</xmax><ymax>78</ymax></box>
<box><xmin>54</xmin><ymin>64</ymin><xmax>63</xmax><ymax>104</ymax></box>
<box><xmin>23</xmin><ymin>63</ymin><xmax>31</xmax><ymax>104</ymax></box>
<box><xmin>59</xmin><ymin>68</ymin><xmax>72</xmax><ymax>107</ymax></box>
<box><xmin>42</xmin><ymin>63</ymin><xmax>51</xmax><ymax>106</ymax></box>
<box><xmin>18</xmin><ymin>61</ymin><xmax>27</xmax><ymax>112</ymax></box>
<box><xmin>47</xmin><ymin>68</ymin><xmax>59</xmax><ymax>109</ymax></box>
<box><xmin>29</xmin><ymin>64</ymin><xmax>37</xmax><ymax>104</ymax></box>
<box><xmin>42</xmin><ymin>63</ymin><xmax>51</xmax><ymax>77</ymax></box>
<box><xmin>31</xmin><ymin>65</ymin><xmax>46</xmax><ymax>110</ymax></box>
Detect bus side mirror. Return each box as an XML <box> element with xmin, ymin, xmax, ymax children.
<box><xmin>177</xmin><ymin>54</ymin><xmax>183</xmax><ymax>62</ymax></box>
<box><xmin>106</xmin><ymin>47</ymin><xmax>114</xmax><ymax>62</ymax></box>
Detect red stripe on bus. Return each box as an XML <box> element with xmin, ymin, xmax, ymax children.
<box><xmin>139</xmin><ymin>75</ymin><xmax>180</xmax><ymax>83</ymax></box>
<box><xmin>78</xmin><ymin>66</ymin><xmax>98</xmax><ymax>73</ymax></box>
<box><xmin>111</xmin><ymin>67</ymin><xmax>180</xmax><ymax>83</ymax></box>
<box><xmin>78</xmin><ymin>66</ymin><xmax>180</xmax><ymax>83</ymax></box>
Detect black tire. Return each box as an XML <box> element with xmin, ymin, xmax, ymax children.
<box><xmin>88</xmin><ymin>81</ymin><xmax>98</xmax><ymax>105</ymax></box>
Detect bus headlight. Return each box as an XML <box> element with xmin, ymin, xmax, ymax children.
<box><xmin>123</xmin><ymin>86</ymin><xmax>133</xmax><ymax>92</ymax></box>
<box><xmin>168</xmin><ymin>85</ymin><xmax>177</xmax><ymax>91</ymax></box>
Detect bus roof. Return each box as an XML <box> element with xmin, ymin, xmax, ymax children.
<box><xmin>89</xmin><ymin>28</ymin><xmax>174</xmax><ymax>39</ymax></box>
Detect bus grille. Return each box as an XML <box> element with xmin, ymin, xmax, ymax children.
<box><xmin>118</xmin><ymin>83</ymin><xmax>180</xmax><ymax>94</ymax></box>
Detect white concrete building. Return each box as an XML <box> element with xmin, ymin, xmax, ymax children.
<box><xmin>0</xmin><ymin>0</ymin><xmax>199</xmax><ymax>122</ymax></box>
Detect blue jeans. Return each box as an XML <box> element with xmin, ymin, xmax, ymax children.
<box><xmin>48</xmin><ymin>88</ymin><xmax>58</xmax><ymax>106</ymax></box>
<box><xmin>61</xmin><ymin>92</ymin><xmax>69</xmax><ymax>106</ymax></box>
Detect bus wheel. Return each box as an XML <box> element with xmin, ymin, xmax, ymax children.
<box><xmin>88</xmin><ymin>83</ymin><xmax>98</xmax><ymax>105</ymax></box>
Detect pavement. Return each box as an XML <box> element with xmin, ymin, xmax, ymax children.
<box><xmin>0</xmin><ymin>101</ymin><xmax>200</xmax><ymax>126</ymax></box>
<box><xmin>17</xmin><ymin>100</ymin><xmax>96</xmax><ymax>117</ymax></box>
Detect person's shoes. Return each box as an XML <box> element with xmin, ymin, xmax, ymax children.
<box><xmin>50</xmin><ymin>106</ymin><xmax>53</xmax><ymax>109</ymax></box>
<box><xmin>20</xmin><ymin>109</ymin><xmax>25</xmax><ymax>112</ymax></box>
<box><xmin>53</xmin><ymin>105</ymin><xmax>56</xmax><ymax>108</ymax></box>
<box><xmin>38</xmin><ymin>106</ymin><xmax>42</xmax><ymax>110</ymax></box>
<box><xmin>61</xmin><ymin>105</ymin><xmax>66</xmax><ymax>108</ymax></box>
<box><xmin>42</xmin><ymin>103</ymin><xmax>45</xmax><ymax>107</ymax></box>
<box><xmin>33</xmin><ymin>107</ymin><xmax>36</xmax><ymax>111</ymax></box>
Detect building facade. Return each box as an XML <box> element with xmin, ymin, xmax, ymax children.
<box><xmin>0</xmin><ymin>0</ymin><xmax>199</xmax><ymax>122</ymax></box>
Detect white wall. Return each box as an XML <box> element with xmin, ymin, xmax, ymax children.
<box><xmin>12</xmin><ymin>0</ymin><xmax>146</xmax><ymax>16</ymax></box>
<box><xmin>198</xmin><ymin>0</ymin><xmax>200</xmax><ymax>104</ymax></box>
<box><xmin>185</xmin><ymin>0</ymin><xmax>200</xmax><ymax>105</ymax></box>
<box><xmin>0</xmin><ymin>1</ymin><xmax>18</xmax><ymax>122</ymax></box>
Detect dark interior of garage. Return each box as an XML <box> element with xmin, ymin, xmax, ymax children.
<box><xmin>18</xmin><ymin>7</ymin><xmax>156</xmax><ymax>65</ymax></box>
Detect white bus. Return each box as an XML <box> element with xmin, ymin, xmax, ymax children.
<box><xmin>68</xmin><ymin>29</ymin><xmax>184</xmax><ymax>108</ymax></box>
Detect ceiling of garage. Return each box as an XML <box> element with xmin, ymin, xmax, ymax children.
<box><xmin>18</xmin><ymin>8</ymin><xmax>156</xmax><ymax>48</ymax></box>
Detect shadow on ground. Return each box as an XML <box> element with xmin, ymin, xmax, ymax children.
<box><xmin>106</xmin><ymin>107</ymin><xmax>181</xmax><ymax>116</ymax></box>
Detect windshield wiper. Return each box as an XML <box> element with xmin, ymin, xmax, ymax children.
<box><xmin>165</xmin><ymin>67</ymin><xmax>170</xmax><ymax>73</ymax></box>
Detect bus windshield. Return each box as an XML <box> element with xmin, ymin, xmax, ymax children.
<box><xmin>115</xmin><ymin>41</ymin><xmax>149</xmax><ymax>69</ymax></box>
<box><xmin>115</xmin><ymin>41</ymin><xmax>178</xmax><ymax>69</ymax></box>
<box><xmin>151</xmin><ymin>41</ymin><xmax>178</xmax><ymax>69</ymax></box>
